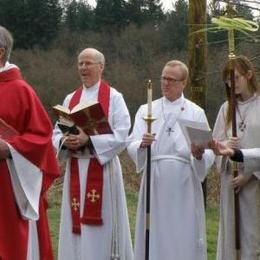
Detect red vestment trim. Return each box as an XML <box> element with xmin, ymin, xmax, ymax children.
<box><xmin>69</xmin><ymin>81</ymin><xmax>110</xmax><ymax>234</ymax></box>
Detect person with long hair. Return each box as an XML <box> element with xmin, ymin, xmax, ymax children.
<box><xmin>213</xmin><ymin>55</ymin><xmax>260</xmax><ymax>260</ymax></box>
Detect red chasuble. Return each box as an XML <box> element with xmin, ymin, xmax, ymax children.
<box><xmin>68</xmin><ymin>81</ymin><xmax>110</xmax><ymax>234</ymax></box>
<box><xmin>0</xmin><ymin>68</ymin><xmax>60</xmax><ymax>260</ymax></box>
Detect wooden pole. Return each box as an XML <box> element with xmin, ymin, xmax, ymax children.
<box><xmin>228</xmin><ymin>26</ymin><xmax>241</xmax><ymax>260</ymax></box>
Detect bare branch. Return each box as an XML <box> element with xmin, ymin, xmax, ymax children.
<box><xmin>217</xmin><ymin>0</ymin><xmax>260</xmax><ymax>12</ymax></box>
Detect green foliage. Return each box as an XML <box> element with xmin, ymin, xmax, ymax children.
<box><xmin>95</xmin><ymin>0</ymin><xmax>128</xmax><ymax>33</ymax></box>
<box><xmin>142</xmin><ymin>0</ymin><xmax>164</xmax><ymax>25</ymax></box>
<box><xmin>126</xmin><ymin>0</ymin><xmax>145</xmax><ymax>26</ymax></box>
<box><xmin>161</xmin><ymin>0</ymin><xmax>189</xmax><ymax>50</ymax></box>
<box><xmin>64</xmin><ymin>0</ymin><xmax>95</xmax><ymax>31</ymax></box>
<box><xmin>126</xmin><ymin>0</ymin><xmax>164</xmax><ymax>27</ymax></box>
<box><xmin>0</xmin><ymin>0</ymin><xmax>62</xmax><ymax>49</ymax></box>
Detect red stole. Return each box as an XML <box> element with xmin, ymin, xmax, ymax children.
<box><xmin>69</xmin><ymin>81</ymin><xmax>110</xmax><ymax>234</ymax></box>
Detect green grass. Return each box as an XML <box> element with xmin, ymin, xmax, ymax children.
<box><xmin>48</xmin><ymin>187</ymin><xmax>218</xmax><ymax>259</ymax></box>
<box><xmin>206</xmin><ymin>207</ymin><xmax>219</xmax><ymax>260</ymax></box>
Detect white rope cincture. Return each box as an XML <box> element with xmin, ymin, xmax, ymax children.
<box><xmin>56</xmin><ymin>136</ymin><xmax>69</xmax><ymax>159</ymax></box>
<box><xmin>109</xmin><ymin>160</ymin><xmax>120</xmax><ymax>260</ymax></box>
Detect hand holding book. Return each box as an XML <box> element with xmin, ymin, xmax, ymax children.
<box><xmin>56</xmin><ymin>126</ymin><xmax>91</xmax><ymax>159</ymax></box>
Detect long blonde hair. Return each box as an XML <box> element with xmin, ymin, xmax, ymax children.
<box><xmin>222</xmin><ymin>55</ymin><xmax>259</xmax><ymax>127</ymax></box>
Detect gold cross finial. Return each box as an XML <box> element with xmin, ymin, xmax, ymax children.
<box><xmin>87</xmin><ymin>189</ymin><xmax>100</xmax><ymax>203</ymax></box>
<box><xmin>71</xmin><ymin>198</ymin><xmax>80</xmax><ymax>211</ymax></box>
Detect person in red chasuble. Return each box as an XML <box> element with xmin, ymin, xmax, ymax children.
<box><xmin>52</xmin><ymin>48</ymin><xmax>133</xmax><ymax>260</ymax></box>
<box><xmin>0</xmin><ymin>25</ymin><xmax>60</xmax><ymax>259</ymax></box>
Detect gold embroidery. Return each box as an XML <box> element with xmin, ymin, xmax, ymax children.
<box><xmin>87</xmin><ymin>189</ymin><xmax>100</xmax><ymax>203</ymax></box>
<box><xmin>71</xmin><ymin>198</ymin><xmax>80</xmax><ymax>211</ymax></box>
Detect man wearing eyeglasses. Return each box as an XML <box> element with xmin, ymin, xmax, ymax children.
<box><xmin>53</xmin><ymin>48</ymin><xmax>133</xmax><ymax>260</ymax></box>
<box><xmin>128</xmin><ymin>60</ymin><xmax>214</xmax><ymax>260</ymax></box>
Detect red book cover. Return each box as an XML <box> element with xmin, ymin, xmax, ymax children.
<box><xmin>0</xmin><ymin>118</ymin><xmax>19</xmax><ymax>142</ymax></box>
<box><xmin>53</xmin><ymin>102</ymin><xmax>113</xmax><ymax>136</ymax></box>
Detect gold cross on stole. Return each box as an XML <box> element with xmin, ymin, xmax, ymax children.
<box><xmin>87</xmin><ymin>189</ymin><xmax>100</xmax><ymax>203</ymax></box>
<box><xmin>71</xmin><ymin>198</ymin><xmax>80</xmax><ymax>211</ymax></box>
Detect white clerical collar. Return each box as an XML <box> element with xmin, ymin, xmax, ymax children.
<box><xmin>0</xmin><ymin>61</ymin><xmax>18</xmax><ymax>73</ymax></box>
<box><xmin>82</xmin><ymin>80</ymin><xmax>101</xmax><ymax>94</ymax></box>
<box><xmin>163</xmin><ymin>94</ymin><xmax>184</xmax><ymax>106</ymax></box>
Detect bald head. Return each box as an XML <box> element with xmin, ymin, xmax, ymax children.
<box><xmin>78</xmin><ymin>48</ymin><xmax>105</xmax><ymax>66</ymax></box>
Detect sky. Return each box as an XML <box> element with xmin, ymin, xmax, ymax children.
<box><xmin>86</xmin><ymin>0</ymin><xmax>259</xmax><ymax>16</ymax></box>
<box><xmin>87</xmin><ymin>0</ymin><xmax>176</xmax><ymax>11</ymax></box>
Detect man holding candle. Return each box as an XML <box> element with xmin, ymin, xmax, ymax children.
<box><xmin>128</xmin><ymin>60</ymin><xmax>215</xmax><ymax>260</ymax></box>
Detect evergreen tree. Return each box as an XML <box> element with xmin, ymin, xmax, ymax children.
<box><xmin>162</xmin><ymin>0</ymin><xmax>189</xmax><ymax>50</ymax></box>
<box><xmin>142</xmin><ymin>0</ymin><xmax>164</xmax><ymax>25</ymax></box>
<box><xmin>64</xmin><ymin>0</ymin><xmax>94</xmax><ymax>31</ymax></box>
<box><xmin>0</xmin><ymin>0</ymin><xmax>62</xmax><ymax>49</ymax></box>
<box><xmin>235</xmin><ymin>0</ymin><xmax>254</xmax><ymax>20</ymax></box>
<box><xmin>126</xmin><ymin>0</ymin><xmax>145</xmax><ymax>26</ymax></box>
<box><xmin>126</xmin><ymin>0</ymin><xmax>164</xmax><ymax>26</ymax></box>
<box><xmin>95</xmin><ymin>0</ymin><xmax>128</xmax><ymax>33</ymax></box>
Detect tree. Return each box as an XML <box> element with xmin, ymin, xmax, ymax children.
<box><xmin>126</xmin><ymin>0</ymin><xmax>145</xmax><ymax>26</ymax></box>
<box><xmin>95</xmin><ymin>0</ymin><xmax>128</xmax><ymax>33</ymax></box>
<box><xmin>64</xmin><ymin>0</ymin><xmax>94</xmax><ymax>31</ymax></box>
<box><xmin>0</xmin><ymin>0</ymin><xmax>62</xmax><ymax>49</ymax></box>
<box><xmin>188</xmin><ymin>0</ymin><xmax>208</xmax><ymax>205</ymax></box>
<box><xmin>162</xmin><ymin>0</ymin><xmax>189</xmax><ymax>50</ymax></box>
<box><xmin>142</xmin><ymin>0</ymin><xmax>164</xmax><ymax>25</ymax></box>
<box><xmin>188</xmin><ymin>0</ymin><xmax>208</xmax><ymax>108</ymax></box>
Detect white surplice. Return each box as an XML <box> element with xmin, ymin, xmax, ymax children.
<box><xmin>52</xmin><ymin>82</ymin><xmax>133</xmax><ymax>260</ymax></box>
<box><xmin>241</xmin><ymin>148</ymin><xmax>260</xmax><ymax>178</ymax></box>
<box><xmin>7</xmin><ymin>145</ymin><xmax>42</xmax><ymax>260</ymax></box>
<box><xmin>127</xmin><ymin>95</ymin><xmax>214</xmax><ymax>260</ymax></box>
<box><xmin>213</xmin><ymin>96</ymin><xmax>260</xmax><ymax>260</ymax></box>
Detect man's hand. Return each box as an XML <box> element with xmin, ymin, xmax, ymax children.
<box><xmin>62</xmin><ymin>127</ymin><xmax>89</xmax><ymax>151</ymax></box>
<box><xmin>0</xmin><ymin>139</ymin><xmax>10</xmax><ymax>159</ymax></box>
<box><xmin>140</xmin><ymin>133</ymin><xmax>156</xmax><ymax>148</ymax></box>
<box><xmin>208</xmin><ymin>139</ymin><xmax>234</xmax><ymax>157</ymax></box>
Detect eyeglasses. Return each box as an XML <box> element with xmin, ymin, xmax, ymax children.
<box><xmin>78</xmin><ymin>61</ymin><xmax>101</xmax><ymax>67</ymax></box>
<box><xmin>160</xmin><ymin>76</ymin><xmax>184</xmax><ymax>84</ymax></box>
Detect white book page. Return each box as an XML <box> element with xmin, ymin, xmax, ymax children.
<box><xmin>178</xmin><ymin>118</ymin><xmax>212</xmax><ymax>148</ymax></box>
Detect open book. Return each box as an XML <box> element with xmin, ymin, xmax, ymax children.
<box><xmin>53</xmin><ymin>101</ymin><xmax>113</xmax><ymax>135</ymax></box>
<box><xmin>178</xmin><ymin>118</ymin><xmax>212</xmax><ymax>148</ymax></box>
<box><xmin>0</xmin><ymin>118</ymin><xmax>19</xmax><ymax>142</ymax></box>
